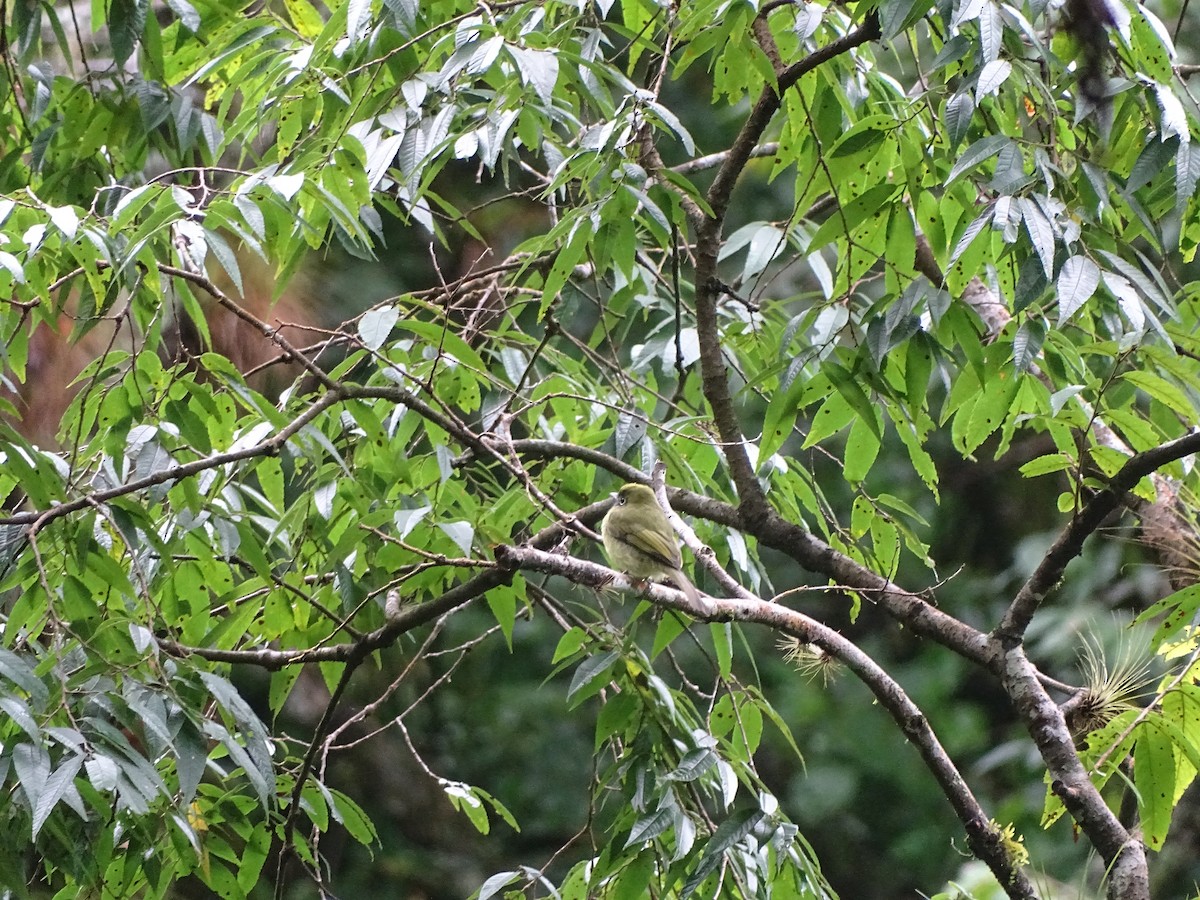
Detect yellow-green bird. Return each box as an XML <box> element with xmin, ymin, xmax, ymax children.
<box><xmin>601</xmin><ymin>483</ymin><xmax>700</xmax><ymax>604</ymax></box>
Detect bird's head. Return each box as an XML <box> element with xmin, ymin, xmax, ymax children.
<box><xmin>615</xmin><ymin>483</ymin><xmax>658</xmax><ymax>508</ymax></box>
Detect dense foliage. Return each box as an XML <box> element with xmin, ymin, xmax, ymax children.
<box><xmin>2</xmin><ymin>0</ymin><xmax>1200</xmax><ymax>898</ymax></box>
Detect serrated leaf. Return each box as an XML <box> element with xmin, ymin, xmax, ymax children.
<box><xmin>1127</xmin><ymin>137</ymin><xmax>1177</xmax><ymax>194</ymax></box>
<box><xmin>979</xmin><ymin>2</ymin><xmax>1002</xmax><ymax>62</ymax></box>
<box><xmin>32</xmin><ymin>756</ymin><xmax>82</xmax><ymax>839</ymax></box>
<box><xmin>945</xmin><ymin>92</ymin><xmax>975</xmax><ymax>149</ymax></box>
<box><xmin>949</xmin><ymin>206</ymin><xmax>992</xmax><ymax>266</ymax></box>
<box><xmin>880</xmin><ymin>0</ymin><xmax>935</xmax><ymax>39</ymax></box>
<box><xmin>12</xmin><ymin>742</ymin><xmax>50</xmax><ymax>819</ymax></box>
<box><xmin>807</xmin><ymin>183</ymin><xmax>900</xmax><ymax>251</ymax></box>
<box><xmin>166</xmin><ymin>0</ymin><xmax>201</xmax><ymax>30</ymax></box>
<box><xmin>826</xmin><ymin>364</ymin><xmax>881</xmax><ymax>439</ymax></box>
<box><xmin>1012</xmin><ymin>318</ymin><xmax>1046</xmax><ymax>371</ymax></box>
<box><xmin>615</xmin><ymin>408</ymin><xmax>648</xmax><ymax>459</ymax></box>
<box><xmin>977</xmin><ymin>59</ymin><xmax>1011</xmax><ymax>96</ymax></box>
<box><xmin>109</xmin><ymin>0</ymin><xmax>150</xmax><ymax>67</ymax></box>
<box><xmin>1136</xmin><ymin>584</ymin><xmax>1200</xmax><ymax>648</ymax></box>
<box><xmin>742</xmin><ymin>223</ymin><xmax>786</xmax><ymax>280</ymax></box>
<box><xmin>626</xmin><ymin>805</ymin><xmax>675</xmax><ymax>847</ymax></box>
<box><xmin>566</xmin><ymin>650</ymin><xmax>619</xmax><ymax>708</ymax></box>
<box><xmin>0</xmin><ymin>697</ymin><xmax>40</xmax><ymax>742</ymax></box>
<box><xmin>1177</xmin><ymin>142</ymin><xmax>1200</xmax><ymax>212</ymax></box>
<box><xmin>843</xmin><ymin>415</ymin><xmax>881</xmax><ymax>483</ymax></box>
<box><xmin>0</xmin><ymin>650</ymin><xmax>48</xmax><ymax>705</ymax></box>
<box><xmin>1020</xmin><ymin>197</ymin><xmax>1055</xmax><ymax>278</ymax></box>
<box><xmin>197</xmin><ymin>673</ymin><xmax>274</xmax><ymax>807</ymax></box>
<box><xmin>510</xmin><ymin>47</ymin><xmax>559</xmax><ymax>107</ymax></box>
<box><xmin>1123</xmin><ymin>371</ymin><xmax>1194</xmax><ymax>418</ymax></box>
<box><xmin>552</xmin><ymin>627</ymin><xmax>589</xmax><ymax>664</ymax></box>
<box><xmin>1103</xmin><ymin>271</ymin><xmax>1146</xmax><ymax>334</ymax></box>
<box><xmin>1155</xmin><ymin>83</ymin><xmax>1189</xmax><ymax>143</ymax></box>
<box><xmin>946</xmin><ymin>135</ymin><xmax>1012</xmax><ymax>185</ymax></box>
<box><xmin>681</xmin><ymin>808</ymin><xmax>766</xmax><ymax>897</ymax></box>
<box><xmin>1056</xmin><ymin>255</ymin><xmax>1100</xmax><ymax>321</ymax></box>
<box><xmin>666</xmin><ymin>749</ymin><xmax>718</xmax><ymax>783</ymax></box>
<box><xmin>486</xmin><ymin>586</ymin><xmax>517</xmax><ymax>649</ymax></box>
<box><xmin>329</xmin><ymin>788</ymin><xmax>378</xmax><ymax>845</ymax></box>
<box><xmin>962</xmin><ymin>369</ymin><xmax>1021</xmax><ymax>453</ymax></box>
<box><xmin>1019</xmin><ymin>453</ymin><xmax>1072</xmax><ymax>477</ymax></box>
<box><xmin>760</xmin><ymin>368</ymin><xmax>807</xmax><ymax>461</ymax></box>
<box><xmin>952</xmin><ymin>0</ymin><xmax>986</xmax><ymax>26</ymax></box>
<box><xmin>46</xmin><ymin>205</ymin><xmax>79</xmax><ymax>239</ymax></box>
<box><xmin>478</xmin><ymin>871</ymin><xmax>520</xmax><ymax>900</ymax></box>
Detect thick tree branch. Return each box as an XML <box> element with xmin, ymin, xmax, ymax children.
<box><xmin>917</xmin><ymin>236</ymin><xmax>1159</xmax><ymax>900</ymax></box>
<box><xmin>500</xmin><ymin>438</ymin><xmax>1078</xmax><ymax>694</ymax></box>
<box><xmin>497</xmin><ymin>543</ymin><xmax>1038</xmax><ymax>899</ymax></box>
<box><xmin>692</xmin><ymin>14</ymin><xmax>882</xmax><ymax>526</ymax></box>
<box><xmin>998</xmin><ymin>645</ymin><xmax>1149</xmax><ymax>900</ymax></box>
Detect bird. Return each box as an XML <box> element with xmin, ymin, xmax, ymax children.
<box><xmin>600</xmin><ymin>483</ymin><xmax>701</xmax><ymax>604</ymax></box>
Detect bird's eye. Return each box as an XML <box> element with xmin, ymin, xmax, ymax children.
<box><xmin>618</xmin><ymin>496</ymin><xmax>627</xmax><ymax>505</ymax></box>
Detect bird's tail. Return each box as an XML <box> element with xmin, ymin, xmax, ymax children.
<box><xmin>672</xmin><ymin>571</ymin><xmax>702</xmax><ymax>606</ymax></box>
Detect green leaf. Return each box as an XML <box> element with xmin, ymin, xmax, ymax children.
<box><xmin>328</xmin><ymin>787</ymin><xmax>378</xmax><ymax>845</ymax></box>
<box><xmin>1135</xmin><ymin>720</ymin><xmax>1176</xmax><ymax>852</ymax></box>
<box><xmin>566</xmin><ymin>651</ymin><xmax>620</xmax><ymax>709</ymax></box>
<box><xmin>962</xmin><ymin>369</ymin><xmax>1022</xmax><ymax>454</ymax></box>
<box><xmin>946</xmin><ymin>135</ymin><xmax>1012</xmax><ymax>185</ymax></box>
<box><xmin>626</xmin><ymin>804</ymin><xmax>675</xmax><ymax>847</ymax></box>
<box><xmin>109</xmin><ymin>0</ymin><xmax>150</xmax><ymax>67</ymax></box>
<box><xmin>1056</xmin><ymin>255</ymin><xmax>1100</xmax><ymax>322</ymax></box>
<box><xmin>710</xmin><ymin>622</ymin><xmax>732</xmax><ymax>679</ymax></box>
<box><xmin>595</xmin><ymin>691</ymin><xmax>640</xmax><ymax>751</ymax></box>
<box><xmin>843</xmin><ymin>415</ymin><xmax>881</xmax><ymax>483</ymax></box>
<box><xmin>486</xmin><ymin>586</ymin><xmax>517</xmax><ymax>649</ymax></box>
<box><xmin>826</xmin><ymin>363</ymin><xmax>882</xmax><ymax>440</ymax></box>
<box><xmin>612</xmin><ymin>852</ymin><xmax>656</xmax><ymax>900</ymax></box>
<box><xmin>651</xmin><ymin>612</ymin><xmax>690</xmax><ymax>659</ymax></box>
<box><xmin>552</xmin><ymin>627</ymin><xmax>589</xmax><ymax>664</ymax></box>
<box><xmin>880</xmin><ymin>0</ymin><xmax>936</xmax><ymax>39</ymax></box>
<box><xmin>666</xmin><ymin>749</ymin><xmax>718</xmax><ymax>783</ymax></box>
<box><xmin>802</xmin><ymin>390</ymin><xmax>855</xmax><ymax>449</ymax></box>
<box><xmin>681</xmin><ymin>808</ymin><xmax>766</xmax><ymax>897</ymax></box>
<box><xmin>1019</xmin><ymin>453</ymin><xmax>1073</xmax><ymax>478</ymax></box>
<box><xmin>807</xmin><ymin>183</ymin><xmax>900</xmax><ymax>251</ymax></box>
<box><xmin>1122</xmin><ymin>371</ymin><xmax>1195</xmax><ymax>419</ymax></box>
<box><xmin>1135</xmin><ymin>584</ymin><xmax>1200</xmax><ymax>649</ymax></box>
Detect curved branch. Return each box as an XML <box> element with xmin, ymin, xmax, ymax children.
<box><xmin>692</xmin><ymin>14</ymin><xmax>882</xmax><ymax>524</ymax></box>
<box><xmin>996</xmin><ymin>430</ymin><xmax>1200</xmax><ymax>642</ymax></box>
<box><xmin>498</xmin><ymin>439</ymin><xmax>1015</xmax><ymax>674</ymax></box>
<box><xmin>496</xmin><ymin>543</ymin><xmax>1038</xmax><ymax>899</ymax></box>
<box><xmin>704</xmin><ymin>13</ymin><xmax>882</xmax><ymax>224</ymax></box>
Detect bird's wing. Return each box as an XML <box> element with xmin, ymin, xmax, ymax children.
<box><xmin>613</xmin><ymin>523</ymin><xmax>682</xmax><ymax>570</ymax></box>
